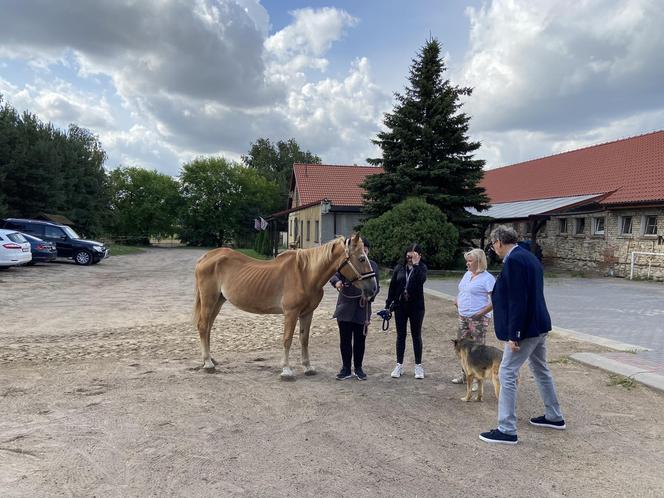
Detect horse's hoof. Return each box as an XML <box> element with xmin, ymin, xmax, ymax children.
<box><xmin>203</xmin><ymin>366</ymin><xmax>216</xmax><ymax>374</ymax></box>
<box><xmin>304</xmin><ymin>367</ymin><xmax>317</xmax><ymax>376</ymax></box>
<box><xmin>461</xmin><ymin>397</ymin><xmax>470</xmax><ymax>402</ymax></box>
<box><xmin>280</xmin><ymin>373</ymin><xmax>296</xmax><ymax>381</ymax></box>
<box><xmin>211</xmin><ymin>358</ymin><xmax>219</xmax><ymax>366</ymax></box>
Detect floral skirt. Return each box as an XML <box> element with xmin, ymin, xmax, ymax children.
<box><xmin>457</xmin><ymin>315</ymin><xmax>490</xmax><ymax>345</ymax></box>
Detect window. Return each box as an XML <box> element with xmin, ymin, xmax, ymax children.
<box><xmin>558</xmin><ymin>218</ymin><xmax>567</xmax><ymax>234</ymax></box>
<box><xmin>575</xmin><ymin>218</ymin><xmax>585</xmax><ymax>235</ymax></box>
<box><xmin>300</xmin><ymin>221</ymin><xmax>303</xmax><ymax>241</ymax></box>
<box><xmin>306</xmin><ymin>220</ymin><xmax>310</xmax><ymax>241</ymax></box>
<box><xmin>593</xmin><ymin>217</ymin><xmax>605</xmax><ymax>235</ymax></box>
<box><xmin>643</xmin><ymin>215</ymin><xmax>658</xmax><ymax>235</ymax></box>
<box><xmin>7</xmin><ymin>232</ymin><xmax>28</xmax><ymax>243</ymax></box>
<box><xmin>44</xmin><ymin>225</ymin><xmax>65</xmax><ymax>240</ymax></box>
<box><xmin>314</xmin><ymin>220</ymin><xmax>319</xmax><ymax>242</ymax></box>
<box><xmin>293</xmin><ymin>218</ymin><xmax>298</xmax><ymax>237</ymax></box>
<box><xmin>620</xmin><ymin>216</ymin><xmax>633</xmax><ymax>235</ymax></box>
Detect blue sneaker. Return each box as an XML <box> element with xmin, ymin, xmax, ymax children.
<box><xmin>479</xmin><ymin>429</ymin><xmax>518</xmax><ymax>445</ymax></box>
<box><xmin>529</xmin><ymin>415</ymin><xmax>566</xmax><ymax>430</ymax></box>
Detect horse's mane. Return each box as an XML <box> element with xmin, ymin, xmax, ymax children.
<box><xmin>295</xmin><ymin>236</ymin><xmax>345</xmax><ymax>270</ymax></box>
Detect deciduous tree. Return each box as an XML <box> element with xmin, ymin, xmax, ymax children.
<box><xmin>242</xmin><ymin>138</ymin><xmax>321</xmax><ymax>209</ymax></box>
<box><xmin>106</xmin><ymin>166</ymin><xmax>182</xmax><ymax>243</ymax></box>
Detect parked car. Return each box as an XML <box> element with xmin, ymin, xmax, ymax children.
<box><xmin>21</xmin><ymin>232</ymin><xmax>57</xmax><ymax>264</ymax></box>
<box><xmin>2</xmin><ymin>218</ymin><xmax>109</xmax><ymax>265</ymax></box>
<box><xmin>0</xmin><ymin>229</ymin><xmax>32</xmax><ymax>268</ymax></box>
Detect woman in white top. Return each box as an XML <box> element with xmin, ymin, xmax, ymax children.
<box><xmin>452</xmin><ymin>248</ymin><xmax>496</xmax><ymax>385</ymax></box>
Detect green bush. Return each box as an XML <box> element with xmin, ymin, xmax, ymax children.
<box><xmin>361</xmin><ymin>197</ymin><xmax>458</xmax><ymax>269</ymax></box>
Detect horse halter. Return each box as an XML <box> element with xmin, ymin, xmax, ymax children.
<box><xmin>336</xmin><ymin>238</ymin><xmax>376</xmax><ymax>284</ymax></box>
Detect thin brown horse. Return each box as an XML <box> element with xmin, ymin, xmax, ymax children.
<box><xmin>193</xmin><ymin>233</ymin><xmax>377</xmax><ymax>379</ymax></box>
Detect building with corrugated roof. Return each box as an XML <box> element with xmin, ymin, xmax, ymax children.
<box><xmin>476</xmin><ymin>130</ymin><xmax>664</xmax><ymax>279</ymax></box>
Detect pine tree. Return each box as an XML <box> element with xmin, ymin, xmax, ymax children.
<box><xmin>362</xmin><ymin>38</ymin><xmax>489</xmax><ymax>242</ymax></box>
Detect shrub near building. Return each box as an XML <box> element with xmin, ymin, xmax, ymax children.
<box><xmin>361</xmin><ymin>197</ymin><xmax>458</xmax><ymax>268</ymax></box>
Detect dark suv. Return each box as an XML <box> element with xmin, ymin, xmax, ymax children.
<box><xmin>2</xmin><ymin>218</ymin><xmax>109</xmax><ymax>265</ymax></box>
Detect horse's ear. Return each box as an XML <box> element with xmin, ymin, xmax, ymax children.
<box><xmin>351</xmin><ymin>233</ymin><xmax>361</xmax><ymax>246</ymax></box>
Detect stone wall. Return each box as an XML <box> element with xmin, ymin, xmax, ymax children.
<box><xmin>486</xmin><ymin>207</ymin><xmax>664</xmax><ymax>280</ymax></box>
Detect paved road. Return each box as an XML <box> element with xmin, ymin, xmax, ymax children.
<box><xmin>425</xmin><ymin>276</ymin><xmax>664</xmax><ymax>366</ymax></box>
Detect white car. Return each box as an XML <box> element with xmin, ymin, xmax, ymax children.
<box><xmin>0</xmin><ymin>229</ymin><xmax>32</xmax><ymax>268</ymax></box>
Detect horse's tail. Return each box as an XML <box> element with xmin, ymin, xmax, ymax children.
<box><xmin>193</xmin><ymin>277</ymin><xmax>201</xmax><ymax>329</ymax></box>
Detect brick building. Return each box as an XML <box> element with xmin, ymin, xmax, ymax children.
<box><xmin>475</xmin><ymin>131</ymin><xmax>664</xmax><ymax>280</ymax></box>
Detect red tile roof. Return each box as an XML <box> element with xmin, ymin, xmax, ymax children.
<box><xmin>481</xmin><ymin>130</ymin><xmax>664</xmax><ymax>205</ymax></box>
<box><xmin>292</xmin><ymin>163</ymin><xmax>384</xmax><ymax>207</ymax></box>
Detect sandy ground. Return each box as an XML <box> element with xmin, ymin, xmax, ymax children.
<box><xmin>1</xmin><ymin>248</ymin><xmax>663</xmax><ymax>497</ymax></box>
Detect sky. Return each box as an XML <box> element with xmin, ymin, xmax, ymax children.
<box><xmin>1</xmin><ymin>0</ymin><xmax>662</xmax><ymax>177</ymax></box>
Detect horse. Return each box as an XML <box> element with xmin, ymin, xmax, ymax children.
<box><xmin>193</xmin><ymin>233</ymin><xmax>378</xmax><ymax>380</ymax></box>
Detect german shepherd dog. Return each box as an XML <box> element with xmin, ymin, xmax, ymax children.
<box><xmin>452</xmin><ymin>338</ymin><xmax>502</xmax><ymax>402</ymax></box>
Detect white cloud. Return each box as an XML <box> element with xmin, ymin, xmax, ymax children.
<box><xmin>266</xmin><ymin>7</ymin><xmax>358</xmax><ymax>60</ymax></box>
<box><xmin>0</xmin><ymin>1</ymin><xmax>390</xmax><ymax>173</ymax></box>
<box><xmin>458</xmin><ymin>0</ymin><xmax>664</xmax><ymax>166</ymax></box>
<box><xmin>280</xmin><ymin>57</ymin><xmax>390</xmax><ymax>163</ymax></box>
<box><xmin>1</xmin><ymin>77</ymin><xmax>116</xmax><ymax>130</ymax></box>
<box><xmin>0</xmin><ymin>0</ymin><xmax>279</xmax><ymax>107</ymax></box>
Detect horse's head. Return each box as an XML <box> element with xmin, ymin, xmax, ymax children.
<box><xmin>337</xmin><ymin>233</ymin><xmax>378</xmax><ymax>300</ymax></box>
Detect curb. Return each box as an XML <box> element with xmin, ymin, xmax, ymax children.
<box><xmin>424</xmin><ymin>287</ymin><xmax>664</xmax><ymax>393</ymax></box>
<box><xmin>550</xmin><ymin>326</ymin><xmax>650</xmax><ymax>352</ymax></box>
<box><xmin>424</xmin><ymin>288</ymin><xmax>455</xmax><ymax>302</ymax></box>
<box><xmin>570</xmin><ymin>353</ymin><xmax>664</xmax><ymax>393</ymax></box>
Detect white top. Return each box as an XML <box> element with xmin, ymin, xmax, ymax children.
<box><xmin>457</xmin><ymin>271</ymin><xmax>496</xmax><ymax>318</ymax></box>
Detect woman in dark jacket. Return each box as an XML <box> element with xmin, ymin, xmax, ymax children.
<box><xmin>329</xmin><ymin>238</ymin><xmax>380</xmax><ymax>380</ymax></box>
<box><xmin>386</xmin><ymin>243</ymin><xmax>428</xmax><ymax>379</ymax></box>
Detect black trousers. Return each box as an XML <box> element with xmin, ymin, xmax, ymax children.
<box><xmin>394</xmin><ymin>307</ymin><xmax>425</xmax><ymax>364</ymax></box>
<box><xmin>338</xmin><ymin>321</ymin><xmax>366</xmax><ymax>370</ymax></box>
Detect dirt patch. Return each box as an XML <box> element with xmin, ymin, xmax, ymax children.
<box><xmin>1</xmin><ymin>249</ymin><xmax>663</xmax><ymax>497</ymax></box>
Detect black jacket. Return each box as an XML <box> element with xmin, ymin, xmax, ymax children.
<box><xmin>386</xmin><ymin>263</ymin><xmax>427</xmax><ymax>311</ymax></box>
<box><xmin>329</xmin><ymin>261</ymin><xmax>380</xmax><ymax>324</ymax></box>
<box><xmin>492</xmin><ymin>246</ymin><xmax>551</xmax><ymax>341</ymax></box>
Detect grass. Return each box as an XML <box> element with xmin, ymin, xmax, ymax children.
<box><xmin>550</xmin><ymin>356</ymin><xmax>571</xmax><ymax>365</ymax></box>
<box><xmin>428</xmin><ymin>274</ymin><xmax>461</xmax><ymax>280</ymax></box>
<box><xmin>107</xmin><ymin>244</ymin><xmax>146</xmax><ymax>256</ymax></box>
<box><xmin>607</xmin><ymin>374</ymin><xmax>637</xmax><ymax>390</ymax></box>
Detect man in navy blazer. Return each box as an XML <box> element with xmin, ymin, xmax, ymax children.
<box><xmin>480</xmin><ymin>225</ymin><xmax>565</xmax><ymax>445</ymax></box>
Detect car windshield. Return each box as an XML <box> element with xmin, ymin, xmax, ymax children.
<box><xmin>63</xmin><ymin>226</ymin><xmax>80</xmax><ymax>239</ymax></box>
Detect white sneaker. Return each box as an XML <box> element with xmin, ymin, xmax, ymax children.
<box><xmin>414</xmin><ymin>364</ymin><xmax>424</xmax><ymax>379</ymax></box>
<box><xmin>391</xmin><ymin>363</ymin><xmax>403</xmax><ymax>378</ymax></box>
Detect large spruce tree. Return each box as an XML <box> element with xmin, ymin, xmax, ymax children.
<box><xmin>362</xmin><ymin>38</ymin><xmax>488</xmax><ymax>241</ymax></box>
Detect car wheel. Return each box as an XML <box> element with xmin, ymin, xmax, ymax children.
<box><xmin>74</xmin><ymin>250</ymin><xmax>92</xmax><ymax>265</ymax></box>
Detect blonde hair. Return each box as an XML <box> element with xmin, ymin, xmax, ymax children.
<box><xmin>464</xmin><ymin>248</ymin><xmax>488</xmax><ymax>272</ymax></box>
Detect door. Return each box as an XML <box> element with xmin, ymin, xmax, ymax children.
<box><xmin>43</xmin><ymin>225</ymin><xmax>72</xmax><ymax>257</ymax></box>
